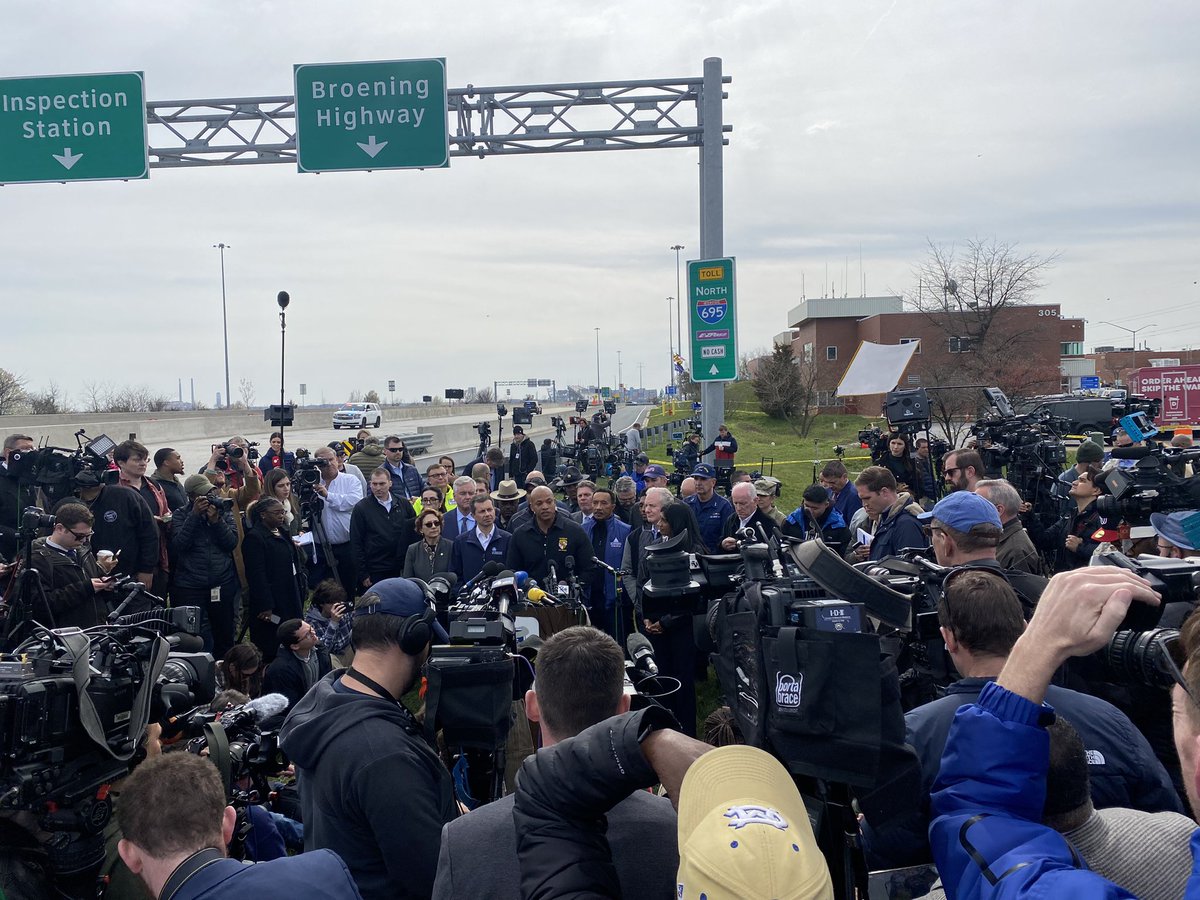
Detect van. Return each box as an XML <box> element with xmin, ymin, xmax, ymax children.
<box><xmin>332</xmin><ymin>403</ymin><xmax>382</xmax><ymax>430</ymax></box>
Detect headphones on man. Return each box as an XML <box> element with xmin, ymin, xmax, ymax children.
<box><xmin>359</xmin><ymin>586</ymin><xmax>437</xmax><ymax>655</ymax></box>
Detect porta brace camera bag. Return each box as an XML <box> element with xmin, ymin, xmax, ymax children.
<box><xmin>713</xmin><ymin>579</ymin><xmax>889</xmax><ymax>788</ymax></box>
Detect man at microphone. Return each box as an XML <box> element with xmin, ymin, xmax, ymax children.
<box><xmin>581</xmin><ymin>488</ymin><xmax>630</xmax><ymax>641</ymax></box>
<box><xmin>506</xmin><ymin>485</ymin><xmax>595</xmax><ymax>587</ymax></box>
<box><xmin>719</xmin><ymin>482</ymin><xmax>780</xmax><ymax>550</ymax></box>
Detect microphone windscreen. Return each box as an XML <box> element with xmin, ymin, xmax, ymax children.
<box><xmin>245</xmin><ymin>692</ymin><xmax>290</xmax><ymax>720</ymax></box>
<box><xmin>431</xmin><ymin>572</ymin><xmax>458</xmax><ymax>589</ymax></box>
<box><xmin>526</xmin><ymin>588</ymin><xmax>547</xmax><ymax>603</ymax></box>
<box><xmin>627</xmin><ymin>632</ymin><xmax>654</xmax><ymax>659</ymax></box>
<box><xmin>481</xmin><ymin>561</ymin><xmax>505</xmax><ymax>578</ymax></box>
<box><xmin>169</xmin><ymin>633</ymin><xmax>205</xmax><ymax>653</ymax></box>
<box><xmin>514</xmin><ymin>571</ymin><xmax>529</xmax><ymax>588</ymax></box>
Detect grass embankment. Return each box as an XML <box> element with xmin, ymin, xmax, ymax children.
<box><xmin>643</xmin><ymin>382</ymin><xmax>878</xmax><ymax>514</ymax></box>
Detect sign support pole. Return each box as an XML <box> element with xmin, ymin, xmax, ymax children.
<box><xmin>699</xmin><ymin>57</ymin><xmax>724</xmax><ymax>459</ymax></box>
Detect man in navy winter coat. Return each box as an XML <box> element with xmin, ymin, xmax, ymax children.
<box><xmin>854</xmin><ymin>465</ymin><xmax>927</xmax><ymax>561</ymax></box>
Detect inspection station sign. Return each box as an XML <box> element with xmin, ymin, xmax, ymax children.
<box><xmin>0</xmin><ymin>71</ymin><xmax>148</xmax><ymax>184</ymax></box>
<box><xmin>688</xmin><ymin>257</ymin><xmax>738</xmax><ymax>382</ymax></box>
<box><xmin>294</xmin><ymin>58</ymin><xmax>449</xmax><ymax>173</ymax></box>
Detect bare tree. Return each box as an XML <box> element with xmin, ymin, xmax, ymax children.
<box><xmin>738</xmin><ymin>346</ymin><xmax>770</xmax><ymax>380</ymax></box>
<box><xmin>27</xmin><ymin>380</ymin><xmax>69</xmax><ymax>415</ymax></box>
<box><xmin>751</xmin><ymin>343</ymin><xmax>820</xmax><ymax>438</ymax></box>
<box><xmin>0</xmin><ymin>369</ymin><xmax>28</xmax><ymax>415</ymax></box>
<box><xmin>239</xmin><ymin>377</ymin><xmax>256</xmax><ymax>408</ymax></box>
<box><xmin>363</xmin><ymin>389</ymin><xmax>381</xmax><ymax>404</ymax></box>
<box><xmin>475</xmin><ymin>386</ymin><xmax>495</xmax><ymax>404</ymax></box>
<box><xmin>81</xmin><ymin>380</ymin><xmax>112</xmax><ymax>414</ymax></box>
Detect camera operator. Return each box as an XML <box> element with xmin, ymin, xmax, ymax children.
<box><xmin>921</xmin><ymin>567</ymin><xmax>1200</xmax><ymax>897</ymax></box>
<box><xmin>942</xmin><ymin>448</ymin><xmax>984</xmax><ymax>493</ymax></box>
<box><xmin>68</xmin><ymin>470</ymin><xmax>158</xmax><ymax>588</ymax></box>
<box><xmin>279</xmin><ymin>578</ymin><xmax>458</xmax><ymax>900</ymax></box>
<box><xmin>782</xmin><ymin>484</ymin><xmax>851</xmax><ymax>556</ymax></box>
<box><xmin>0</xmin><ymin>433</ymin><xmax>35</xmax><ymax>560</ymax></box>
<box><xmin>309</xmin><ymin>446</ymin><xmax>364</xmax><ymax>599</ymax></box>
<box><xmin>202</xmin><ymin>436</ymin><xmax>260</xmax><ymax>494</ymax></box>
<box><xmin>173</xmin><ymin>475</ymin><xmax>242</xmax><ymax>658</ymax></box>
<box><xmin>855</xmin><ymin>466</ymin><xmax>927</xmax><ymax>561</ymax></box>
<box><xmin>684</xmin><ymin>464</ymin><xmax>730</xmax><ymax>553</ymax></box>
<box><xmin>243</xmin><ymin>497</ymin><xmax>308</xmax><ymax>663</ymax></box>
<box><xmin>975</xmin><ymin>478</ymin><xmax>1046</xmax><ymax>576</ymax></box>
<box><xmin>508</xmin><ymin>425</ymin><xmax>538</xmax><ymax>490</ymax></box>
<box><xmin>819</xmin><ymin>459</ymin><xmax>862</xmax><ymax>523</ymax></box>
<box><xmin>719</xmin><ymin>482</ymin><xmax>779</xmax><ymax>550</ymax></box>
<box><xmin>507</xmin><ymin>485</ymin><xmax>595</xmax><ymax>586</ymax></box>
<box><xmin>433</xmin><ymin>626</ymin><xmax>676</xmax><ymax>900</ymax></box>
<box><xmin>26</xmin><ymin>502</ymin><xmax>116</xmax><ymax>628</ymax></box>
<box><xmin>350</xmin><ymin>467</ymin><xmax>416</xmax><ymax>591</ymax></box>
<box><xmin>679</xmin><ymin>432</ymin><xmax>702</xmax><ymax>472</ymax></box>
<box><xmin>1104</xmin><ymin>426</ymin><xmax>1143</xmax><ymax>471</ymax></box>
<box><xmin>861</xmin><ymin>568</ymin><xmax>1180</xmax><ymax>870</ymax></box>
<box><xmin>115</xmin><ymin>752</ymin><xmax>360</xmax><ymax>900</ymax></box>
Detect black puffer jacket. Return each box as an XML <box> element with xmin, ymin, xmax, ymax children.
<box><xmin>170</xmin><ymin>500</ymin><xmax>238</xmax><ymax>589</ymax></box>
<box><xmin>513</xmin><ymin>706</ymin><xmax>677</xmax><ymax>900</ymax></box>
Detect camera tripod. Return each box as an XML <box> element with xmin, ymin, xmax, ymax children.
<box><xmin>0</xmin><ymin>526</ymin><xmax>54</xmax><ymax>648</ymax></box>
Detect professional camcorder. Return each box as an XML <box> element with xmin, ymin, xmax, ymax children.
<box><xmin>1095</xmin><ymin>445</ymin><xmax>1200</xmax><ymax>526</ymax></box>
<box><xmin>6</xmin><ymin>430</ymin><xmax>116</xmax><ymax>504</ymax></box>
<box><xmin>0</xmin><ymin>605</ymin><xmax>214</xmax><ymax>882</ymax></box>
<box><xmin>212</xmin><ymin>440</ymin><xmax>259</xmax><ymax>470</ymax></box>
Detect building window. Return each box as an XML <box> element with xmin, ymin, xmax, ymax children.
<box><xmin>803</xmin><ymin>343</ymin><xmax>814</xmax><ymax>363</ymax></box>
<box><xmin>899</xmin><ymin>337</ymin><xmax>921</xmax><ymax>354</ymax></box>
<box><xmin>825</xmin><ymin>346</ymin><xmax>837</xmax><ymax>361</ymax></box>
<box><xmin>948</xmin><ymin>336</ymin><xmax>973</xmax><ymax>353</ymax></box>
<box><xmin>816</xmin><ymin>390</ymin><xmax>840</xmax><ymax>407</ymax></box>
<box><xmin>1061</xmin><ymin>341</ymin><xmax>1083</xmax><ymax>356</ymax></box>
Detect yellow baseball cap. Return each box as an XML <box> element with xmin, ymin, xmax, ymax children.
<box><xmin>676</xmin><ymin>745</ymin><xmax>833</xmax><ymax>900</ymax></box>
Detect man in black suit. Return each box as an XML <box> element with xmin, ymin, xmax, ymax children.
<box><xmin>719</xmin><ymin>481</ymin><xmax>781</xmax><ymax>550</ymax></box>
<box><xmin>432</xmin><ymin>626</ymin><xmax>678</xmax><ymax>900</ymax></box>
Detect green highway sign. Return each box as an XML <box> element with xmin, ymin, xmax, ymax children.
<box><xmin>688</xmin><ymin>257</ymin><xmax>738</xmax><ymax>382</ymax></box>
<box><xmin>0</xmin><ymin>71</ymin><xmax>148</xmax><ymax>184</ymax></box>
<box><xmin>294</xmin><ymin>58</ymin><xmax>449</xmax><ymax>173</ymax></box>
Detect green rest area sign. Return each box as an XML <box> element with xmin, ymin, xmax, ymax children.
<box><xmin>688</xmin><ymin>257</ymin><xmax>738</xmax><ymax>382</ymax></box>
<box><xmin>0</xmin><ymin>71</ymin><xmax>148</xmax><ymax>184</ymax></box>
<box><xmin>294</xmin><ymin>58</ymin><xmax>449</xmax><ymax>173</ymax></box>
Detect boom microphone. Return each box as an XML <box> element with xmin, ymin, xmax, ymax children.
<box><xmin>244</xmin><ymin>692</ymin><xmax>290</xmax><ymax>721</ymax></box>
<box><xmin>626</xmin><ymin>633</ymin><xmax>659</xmax><ymax>676</ymax></box>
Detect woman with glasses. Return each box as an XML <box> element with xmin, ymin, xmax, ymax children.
<box><xmin>414</xmin><ymin>486</ymin><xmax>446</xmax><ymax>515</ymax></box>
<box><xmin>402</xmin><ymin>508</ymin><xmax>452</xmax><ymax>580</ymax></box>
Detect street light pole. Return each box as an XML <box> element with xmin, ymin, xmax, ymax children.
<box><xmin>671</xmin><ymin>244</ymin><xmax>685</xmax><ymax>371</ymax></box>
<box><xmin>594</xmin><ymin>327</ymin><xmax>601</xmax><ymax>396</ymax></box>
<box><xmin>617</xmin><ymin>349</ymin><xmax>622</xmax><ymax>394</ymax></box>
<box><xmin>1097</xmin><ymin>316</ymin><xmax>1158</xmax><ymax>352</ymax></box>
<box><xmin>667</xmin><ymin>296</ymin><xmax>675</xmax><ymax>389</ymax></box>
<box><xmin>213</xmin><ymin>243</ymin><xmax>231</xmax><ymax>408</ymax></box>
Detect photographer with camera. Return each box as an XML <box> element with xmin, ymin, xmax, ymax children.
<box><xmin>115</xmin><ymin>752</ymin><xmax>361</xmax><ymax>900</ymax></box>
<box><xmin>433</xmin><ymin>626</ymin><xmax>677</xmax><ymax>900</ymax></box>
<box><xmin>862</xmin><ymin>568</ymin><xmax>1180</xmax><ymax>870</ymax></box>
<box><xmin>172</xmin><ymin>474</ymin><xmax>242</xmax><ymax>658</ymax></box>
<box><xmin>308</xmin><ymin>446</ymin><xmax>364</xmax><ymax>600</ymax></box>
<box><xmin>203</xmin><ymin>436</ymin><xmax>260</xmax><ymax>494</ymax></box>
<box><xmin>679</xmin><ymin>432</ymin><xmax>702</xmax><ymax>472</ymax></box>
<box><xmin>279</xmin><ymin>578</ymin><xmax>458</xmax><ymax>900</ymax></box>
<box><xmin>26</xmin><ymin>502</ymin><xmax>117</xmax><ymax>629</ymax></box>
<box><xmin>508</xmin><ymin>425</ymin><xmax>538</xmax><ymax>490</ymax></box>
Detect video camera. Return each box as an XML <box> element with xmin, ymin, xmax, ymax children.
<box><xmin>0</xmin><ymin>606</ymin><xmax>214</xmax><ymax>881</ymax></box>
<box><xmin>7</xmin><ymin>430</ymin><xmax>117</xmax><ymax>504</ymax></box>
<box><xmin>1095</xmin><ymin>444</ymin><xmax>1200</xmax><ymax>527</ymax></box>
<box><xmin>212</xmin><ymin>440</ymin><xmax>259</xmax><ymax>470</ymax></box>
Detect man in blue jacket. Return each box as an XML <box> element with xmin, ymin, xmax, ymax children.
<box><xmin>117</xmin><ymin>752</ymin><xmax>361</xmax><ymax>900</ymax></box>
<box><xmin>854</xmin><ymin>465</ymin><xmax>927</xmax><ymax>561</ymax></box>
<box><xmin>451</xmin><ymin>493</ymin><xmax>511</xmax><ymax>588</ymax></box>
<box><xmin>581</xmin><ymin>488</ymin><xmax>631</xmax><ymax>641</ymax></box>
<box><xmin>929</xmin><ymin>566</ymin><xmax>1200</xmax><ymax>899</ymax></box>
<box><xmin>684</xmin><ymin>464</ymin><xmax>733</xmax><ymax>552</ymax></box>
<box><xmin>863</xmin><ymin>567</ymin><xmax>1181</xmax><ymax>869</ymax></box>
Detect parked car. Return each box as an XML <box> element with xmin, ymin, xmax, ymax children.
<box><xmin>333</xmin><ymin>402</ymin><xmax>382</xmax><ymax>429</ymax></box>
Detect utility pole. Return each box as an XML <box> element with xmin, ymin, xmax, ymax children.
<box><xmin>637</xmin><ymin>362</ymin><xmax>645</xmax><ymax>392</ymax></box>
<box><xmin>213</xmin><ymin>242</ymin><xmax>231</xmax><ymax>408</ymax></box>
<box><xmin>617</xmin><ymin>349</ymin><xmax>623</xmax><ymax>394</ymax></box>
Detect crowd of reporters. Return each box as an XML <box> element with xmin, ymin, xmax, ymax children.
<box><xmin>7</xmin><ymin>411</ymin><xmax>1200</xmax><ymax>900</ymax></box>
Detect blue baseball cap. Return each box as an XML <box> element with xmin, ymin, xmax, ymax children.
<box><xmin>357</xmin><ymin>578</ymin><xmax>449</xmax><ymax>642</ymax></box>
<box><xmin>643</xmin><ymin>464</ymin><xmax>668</xmax><ymax>479</ymax></box>
<box><xmin>692</xmin><ymin>463</ymin><xmax>717</xmax><ymax>479</ymax></box>
<box><xmin>1151</xmin><ymin>511</ymin><xmax>1200</xmax><ymax>552</ymax></box>
<box><xmin>918</xmin><ymin>491</ymin><xmax>1002</xmax><ymax>531</ymax></box>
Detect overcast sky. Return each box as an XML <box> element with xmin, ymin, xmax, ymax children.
<box><xmin>2</xmin><ymin>1</ymin><xmax>1196</xmax><ymax>407</ymax></box>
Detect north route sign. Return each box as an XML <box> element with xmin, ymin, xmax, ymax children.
<box><xmin>0</xmin><ymin>72</ymin><xmax>148</xmax><ymax>184</ymax></box>
<box><xmin>688</xmin><ymin>257</ymin><xmax>738</xmax><ymax>382</ymax></box>
<box><xmin>294</xmin><ymin>58</ymin><xmax>449</xmax><ymax>173</ymax></box>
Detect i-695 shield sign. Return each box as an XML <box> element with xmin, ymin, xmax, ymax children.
<box><xmin>688</xmin><ymin>257</ymin><xmax>737</xmax><ymax>382</ymax></box>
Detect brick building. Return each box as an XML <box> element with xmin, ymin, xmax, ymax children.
<box><xmin>1089</xmin><ymin>348</ymin><xmax>1200</xmax><ymax>388</ymax></box>
<box><xmin>776</xmin><ymin>296</ymin><xmax>1086</xmax><ymax>416</ymax></box>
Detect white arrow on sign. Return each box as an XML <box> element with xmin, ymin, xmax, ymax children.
<box><xmin>709</xmin><ymin>364</ymin><xmax>720</xmax><ymax>375</ymax></box>
<box><xmin>356</xmin><ymin>136</ymin><xmax>388</xmax><ymax>158</ymax></box>
<box><xmin>53</xmin><ymin>148</ymin><xmax>83</xmax><ymax>170</ymax></box>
